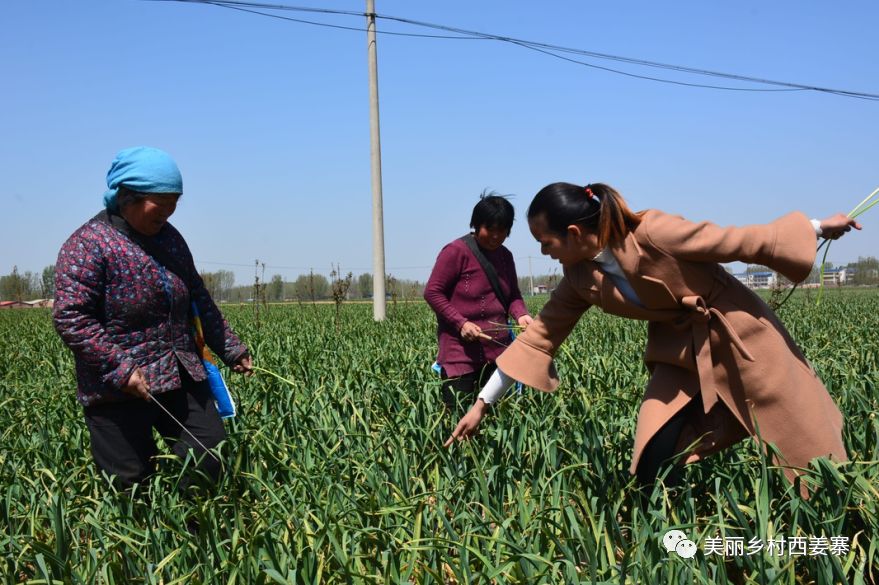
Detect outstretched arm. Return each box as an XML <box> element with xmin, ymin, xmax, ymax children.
<box><xmin>443</xmin><ymin>368</ymin><xmax>515</xmax><ymax>447</ymax></box>
<box><xmin>495</xmin><ymin>274</ymin><xmax>592</xmax><ymax>391</ymax></box>
<box><xmin>644</xmin><ymin>211</ymin><xmax>821</xmax><ymax>283</ymax></box>
<box><xmin>444</xmin><ymin>271</ymin><xmax>594</xmax><ymax>447</ymax></box>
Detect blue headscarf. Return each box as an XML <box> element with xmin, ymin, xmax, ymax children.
<box><xmin>103</xmin><ymin>146</ymin><xmax>183</xmax><ymax>212</ymax></box>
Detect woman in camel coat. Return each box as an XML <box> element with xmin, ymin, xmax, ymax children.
<box><xmin>446</xmin><ymin>181</ymin><xmax>858</xmax><ymax>494</ymax></box>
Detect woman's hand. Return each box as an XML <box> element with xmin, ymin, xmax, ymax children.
<box><xmin>232</xmin><ymin>354</ymin><xmax>254</xmax><ymax>377</ymax></box>
<box><xmin>460</xmin><ymin>321</ymin><xmax>483</xmax><ymax>342</ymax></box>
<box><xmin>122</xmin><ymin>368</ymin><xmax>151</xmax><ymax>401</ymax></box>
<box><xmin>820</xmin><ymin>214</ymin><xmax>862</xmax><ymax>240</ymax></box>
<box><xmin>517</xmin><ymin>315</ymin><xmax>534</xmax><ymax>329</ymax></box>
<box><xmin>444</xmin><ymin>399</ymin><xmax>489</xmax><ymax>447</ymax></box>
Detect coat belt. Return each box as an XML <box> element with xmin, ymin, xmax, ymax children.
<box><xmin>681</xmin><ymin>295</ymin><xmax>756</xmax><ymax>414</ymax></box>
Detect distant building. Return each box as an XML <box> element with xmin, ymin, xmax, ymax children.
<box><xmin>0</xmin><ymin>299</ymin><xmax>53</xmax><ymax>308</ymax></box>
<box><xmin>532</xmin><ymin>284</ymin><xmax>548</xmax><ymax>294</ymax></box>
<box><xmin>821</xmin><ymin>267</ymin><xmax>851</xmax><ymax>286</ymax></box>
<box><xmin>24</xmin><ymin>299</ymin><xmax>53</xmax><ymax>308</ymax></box>
<box><xmin>733</xmin><ymin>271</ymin><xmax>777</xmax><ymax>289</ymax></box>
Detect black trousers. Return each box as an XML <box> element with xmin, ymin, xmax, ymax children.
<box><xmin>635</xmin><ymin>394</ymin><xmax>704</xmax><ymax>490</ymax></box>
<box><xmin>83</xmin><ymin>367</ymin><xmax>226</xmax><ymax>489</ymax></box>
<box><xmin>441</xmin><ymin>363</ymin><xmax>497</xmax><ymax>418</ymax></box>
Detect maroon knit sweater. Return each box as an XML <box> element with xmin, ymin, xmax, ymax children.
<box><xmin>423</xmin><ymin>237</ymin><xmax>529</xmax><ymax>376</ymax></box>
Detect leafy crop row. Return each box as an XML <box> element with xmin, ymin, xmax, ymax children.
<box><xmin>1</xmin><ymin>290</ymin><xmax>876</xmax><ymax>583</ymax></box>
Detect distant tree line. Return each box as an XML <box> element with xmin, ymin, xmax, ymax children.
<box><xmin>847</xmin><ymin>257</ymin><xmax>879</xmax><ymax>285</ymax></box>
<box><xmin>518</xmin><ymin>273</ymin><xmax>563</xmax><ymax>294</ymax></box>
<box><xmin>0</xmin><ymin>265</ymin><xmax>425</xmax><ymax>303</ymax></box>
<box><xmin>0</xmin><ymin>265</ymin><xmax>55</xmax><ymax>301</ymax></box>
<box><xmin>198</xmin><ymin>269</ymin><xmax>425</xmax><ymax>303</ymax></box>
<box><xmin>4</xmin><ymin>257</ymin><xmax>879</xmax><ymax>302</ymax></box>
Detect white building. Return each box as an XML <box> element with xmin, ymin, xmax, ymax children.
<box><xmin>821</xmin><ymin>267</ymin><xmax>850</xmax><ymax>286</ymax></box>
<box><xmin>733</xmin><ymin>271</ymin><xmax>777</xmax><ymax>289</ymax></box>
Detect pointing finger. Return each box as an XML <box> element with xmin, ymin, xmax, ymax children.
<box><xmin>445</xmin><ymin>419</ymin><xmax>471</xmax><ymax>447</ymax></box>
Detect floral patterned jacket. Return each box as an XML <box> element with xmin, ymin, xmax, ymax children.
<box><xmin>53</xmin><ymin>214</ymin><xmax>248</xmax><ymax>406</ymax></box>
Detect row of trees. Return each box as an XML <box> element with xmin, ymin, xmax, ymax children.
<box><xmin>4</xmin><ymin>257</ymin><xmax>879</xmax><ymax>302</ymax></box>
<box><xmin>831</xmin><ymin>257</ymin><xmax>879</xmax><ymax>285</ymax></box>
<box><xmin>518</xmin><ymin>273</ymin><xmax>561</xmax><ymax>294</ymax></box>
<box><xmin>202</xmin><ymin>270</ymin><xmax>565</xmax><ymax>304</ymax></box>
<box><xmin>0</xmin><ymin>266</ymin><xmax>55</xmax><ymax>301</ymax></box>
<box><xmin>0</xmin><ymin>265</ymin><xmax>418</xmax><ymax>303</ymax></box>
<box><xmin>200</xmin><ymin>269</ymin><xmax>426</xmax><ymax>303</ymax></box>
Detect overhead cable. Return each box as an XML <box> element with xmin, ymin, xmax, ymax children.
<box><xmin>145</xmin><ymin>0</ymin><xmax>879</xmax><ymax>100</ymax></box>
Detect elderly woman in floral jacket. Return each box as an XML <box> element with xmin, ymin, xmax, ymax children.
<box><xmin>53</xmin><ymin>146</ymin><xmax>251</xmax><ymax>488</ymax></box>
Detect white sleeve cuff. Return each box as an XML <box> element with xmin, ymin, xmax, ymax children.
<box><xmin>810</xmin><ymin>218</ymin><xmax>823</xmax><ymax>236</ymax></box>
<box><xmin>477</xmin><ymin>367</ymin><xmax>515</xmax><ymax>404</ymax></box>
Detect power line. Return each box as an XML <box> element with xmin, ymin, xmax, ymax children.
<box><xmin>150</xmin><ymin>0</ymin><xmax>485</xmax><ymax>39</ymax></box>
<box><xmin>145</xmin><ymin>0</ymin><xmax>879</xmax><ymax>100</ymax></box>
<box><xmin>378</xmin><ymin>13</ymin><xmax>877</xmax><ymax>99</ymax></box>
<box><xmin>500</xmin><ymin>39</ymin><xmax>803</xmax><ymax>93</ymax></box>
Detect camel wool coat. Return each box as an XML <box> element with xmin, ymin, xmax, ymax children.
<box><xmin>497</xmin><ymin>209</ymin><xmax>847</xmax><ymax>487</ymax></box>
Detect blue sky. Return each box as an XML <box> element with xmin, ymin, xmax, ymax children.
<box><xmin>2</xmin><ymin>0</ymin><xmax>877</xmax><ymax>285</ymax></box>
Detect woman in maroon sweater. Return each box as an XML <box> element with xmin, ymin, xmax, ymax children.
<box><xmin>424</xmin><ymin>194</ymin><xmax>533</xmax><ymax>416</ymax></box>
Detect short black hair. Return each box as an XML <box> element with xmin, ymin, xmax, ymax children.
<box><xmin>470</xmin><ymin>191</ymin><xmax>515</xmax><ymax>232</ymax></box>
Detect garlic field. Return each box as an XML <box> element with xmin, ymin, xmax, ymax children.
<box><xmin>1</xmin><ymin>292</ymin><xmax>877</xmax><ymax>583</ymax></box>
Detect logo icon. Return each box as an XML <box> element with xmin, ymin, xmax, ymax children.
<box><xmin>663</xmin><ymin>529</ymin><xmax>697</xmax><ymax>559</ymax></box>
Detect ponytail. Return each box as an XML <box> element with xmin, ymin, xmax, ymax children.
<box><xmin>528</xmin><ymin>182</ymin><xmax>642</xmax><ymax>247</ymax></box>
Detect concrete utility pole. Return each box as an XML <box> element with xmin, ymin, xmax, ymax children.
<box><xmin>529</xmin><ymin>256</ymin><xmax>534</xmax><ymax>296</ymax></box>
<box><xmin>366</xmin><ymin>0</ymin><xmax>386</xmax><ymax>321</ymax></box>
